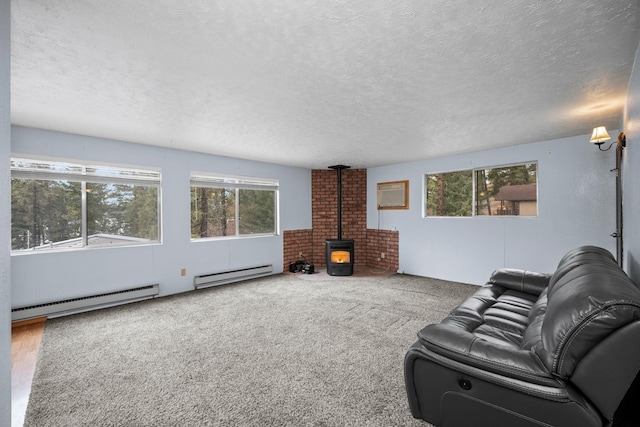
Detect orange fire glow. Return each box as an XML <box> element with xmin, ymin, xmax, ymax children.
<box><xmin>330</xmin><ymin>250</ymin><xmax>351</xmax><ymax>264</ymax></box>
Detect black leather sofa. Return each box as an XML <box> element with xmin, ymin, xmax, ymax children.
<box><xmin>404</xmin><ymin>246</ymin><xmax>640</xmax><ymax>427</ymax></box>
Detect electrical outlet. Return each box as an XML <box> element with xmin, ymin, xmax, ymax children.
<box><xmin>180</xmin><ymin>268</ymin><xmax>186</xmax><ymax>277</ymax></box>
<box><xmin>381</xmin><ymin>252</ymin><xmax>385</xmax><ymax>259</ymax></box>
<box><xmin>299</xmin><ymin>252</ymin><xmax>304</xmax><ymax>258</ymax></box>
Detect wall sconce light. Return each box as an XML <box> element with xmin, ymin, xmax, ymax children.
<box><xmin>590</xmin><ymin>126</ymin><xmax>626</xmax><ymax>151</ymax></box>
<box><xmin>589</xmin><ymin>125</ymin><xmax>627</xmax><ymax>267</ymax></box>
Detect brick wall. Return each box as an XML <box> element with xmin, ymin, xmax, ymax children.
<box><xmin>312</xmin><ymin>168</ymin><xmax>367</xmax><ymax>267</ymax></box>
<box><xmin>283</xmin><ymin>168</ymin><xmax>399</xmax><ymax>272</ymax></box>
<box><xmin>365</xmin><ymin>228</ymin><xmax>399</xmax><ymax>272</ymax></box>
<box><xmin>282</xmin><ymin>229</ymin><xmax>313</xmax><ymax>271</ymax></box>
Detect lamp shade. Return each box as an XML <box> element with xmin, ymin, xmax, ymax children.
<box><xmin>590</xmin><ymin>126</ymin><xmax>611</xmax><ymax>144</ymax></box>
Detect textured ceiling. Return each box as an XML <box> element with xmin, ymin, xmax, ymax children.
<box><xmin>10</xmin><ymin>1</ymin><xmax>640</xmax><ymax>169</ymax></box>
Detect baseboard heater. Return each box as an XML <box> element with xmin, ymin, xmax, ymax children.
<box><xmin>194</xmin><ymin>264</ymin><xmax>273</xmax><ymax>289</ymax></box>
<box><xmin>11</xmin><ymin>284</ymin><xmax>159</xmax><ymax>321</ymax></box>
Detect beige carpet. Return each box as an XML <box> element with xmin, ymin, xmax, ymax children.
<box><xmin>24</xmin><ymin>273</ymin><xmax>476</xmax><ymax>426</ymax></box>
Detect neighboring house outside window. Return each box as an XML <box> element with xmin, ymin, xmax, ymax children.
<box><xmin>492</xmin><ymin>183</ymin><xmax>537</xmax><ymax>216</ymax></box>
<box><xmin>475</xmin><ymin>163</ymin><xmax>537</xmax><ymax>216</ymax></box>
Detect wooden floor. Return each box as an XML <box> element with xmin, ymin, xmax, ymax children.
<box><xmin>11</xmin><ymin>318</ymin><xmax>46</xmax><ymax>427</ymax></box>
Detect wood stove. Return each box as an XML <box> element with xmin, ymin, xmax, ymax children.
<box><xmin>326</xmin><ymin>238</ymin><xmax>354</xmax><ymax>276</ymax></box>
<box><xmin>325</xmin><ymin>165</ymin><xmax>354</xmax><ymax>276</ymax></box>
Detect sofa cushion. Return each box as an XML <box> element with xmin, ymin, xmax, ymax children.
<box><xmin>488</xmin><ymin>268</ymin><xmax>551</xmax><ymax>296</ymax></box>
<box><xmin>547</xmin><ymin>245</ymin><xmax>619</xmax><ymax>294</ymax></box>
<box><xmin>535</xmin><ymin>248</ymin><xmax>640</xmax><ymax>378</ymax></box>
<box><xmin>520</xmin><ymin>288</ymin><xmax>547</xmax><ymax>351</ymax></box>
<box><xmin>418</xmin><ymin>283</ymin><xmax>559</xmax><ymax>386</ymax></box>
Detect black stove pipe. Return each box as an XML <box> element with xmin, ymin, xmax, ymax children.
<box><xmin>328</xmin><ymin>165</ymin><xmax>351</xmax><ymax>240</ymax></box>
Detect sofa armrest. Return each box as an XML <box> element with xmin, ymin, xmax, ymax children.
<box><xmin>418</xmin><ymin>323</ymin><xmax>559</xmax><ymax>387</ymax></box>
<box><xmin>489</xmin><ymin>268</ymin><xmax>551</xmax><ymax>296</ymax></box>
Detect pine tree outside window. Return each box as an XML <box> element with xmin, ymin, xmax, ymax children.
<box><xmin>425</xmin><ymin>171</ymin><xmax>473</xmax><ymax>216</ymax></box>
<box><xmin>190</xmin><ymin>173</ymin><xmax>278</xmax><ymax>239</ymax></box>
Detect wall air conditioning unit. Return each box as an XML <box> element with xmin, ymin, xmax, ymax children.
<box><xmin>377</xmin><ymin>180</ymin><xmax>409</xmax><ymax>210</ymax></box>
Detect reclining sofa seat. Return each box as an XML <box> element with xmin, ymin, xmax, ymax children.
<box><xmin>404</xmin><ymin>246</ymin><xmax>640</xmax><ymax>427</ymax></box>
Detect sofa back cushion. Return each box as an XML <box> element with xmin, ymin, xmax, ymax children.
<box><xmin>547</xmin><ymin>245</ymin><xmax>617</xmax><ymax>292</ymax></box>
<box><xmin>535</xmin><ymin>246</ymin><xmax>640</xmax><ymax>378</ymax></box>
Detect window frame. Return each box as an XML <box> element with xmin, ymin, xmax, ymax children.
<box><xmin>10</xmin><ymin>156</ymin><xmax>162</xmax><ymax>253</ymax></box>
<box><xmin>424</xmin><ymin>161</ymin><xmax>538</xmax><ymax>218</ymax></box>
<box><xmin>190</xmin><ymin>172</ymin><xmax>279</xmax><ymax>241</ymax></box>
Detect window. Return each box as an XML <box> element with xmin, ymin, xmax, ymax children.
<box><xmin>476</xmin><ymin>163</ymin><xmax>537</xmax><ymax>216</ymax></box>
<box><xmin>425</xmin><ymin>162</ymin><xmax>537</xmax><ymax>217</ymax></box>
<box><xmin>190</xmin><ymin>174</ymin><xmax>278</xmax><ymax>239</ymax></box>
<box><xmin>425</xmin><ymin>171</ymin><xmax>473</xmax><ymax>216</ymax></box>
<box><xmin>11</xmin><ymin>158</ymin><xmax>161</xmax><ymax>251</ymax></box>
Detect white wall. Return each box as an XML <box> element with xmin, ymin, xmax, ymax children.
<box><xmin>622</xmin><ymin>38</ymin><xmax>640</xmax><ymax>283</ymax></box>
<box><xmin>0</xmin><ymin>0</ymin><xmax>11</xmax><ymax>423</ymax></box>
<box><xmin>368</xmin><ymin>134</ymin><xmax>617</xmax><ymax>285</ymax></box>
<box><xmin>11</xmin><ymin>126</ymin><xmax>312</xmax><ymax>307</ymax></box>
